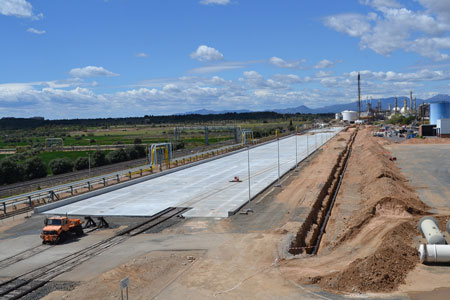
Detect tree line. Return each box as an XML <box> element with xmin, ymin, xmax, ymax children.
<box><xmin>0</xmin><ymin>145</ymin><xmax>146</xmax><ymax>185</ymax></box>
<box><xmin>0</xmin><ymin>112</ymin><xmax>334</xmax><ymax>130</ymax></box>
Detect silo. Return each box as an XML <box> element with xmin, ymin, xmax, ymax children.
<box><xmin>430</xmin><ymin>102</ymin><xmax>450</xmax><ymax>125</ymax></box>
<box><xmin>342</xmin><ymin>110</ymin><xmax>358</xmax><ymax>122</ymax></box>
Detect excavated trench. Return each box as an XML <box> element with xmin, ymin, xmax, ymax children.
<box><xmin>289</xmin><ymin>129</ymin><xmax>357</xmax><ymax>255</ymax></box>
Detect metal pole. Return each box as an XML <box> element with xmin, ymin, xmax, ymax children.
<box><xmin>88</xmin><ymin>151</ymin><xmax>91</xmax><ymax>178</ymax></box>
<box><xmin>247</xmin><ymin>144</ymin><xmax>252</xmax><ymax>213</ymax></box>
<box><xmin>276</xmin><ymin>130</ymin><xmax>281</xmax><ymax>187</ymax></box>
<box><xmin>306</xmin><ymin>134</ymin><xmax>309</xmax><ymax>156</ymax></box>
<box><xmin>315</xmin><ymin>134</ymin><xmax>317</xmax><ymax>150</ymax></box>
<box><xmin>295</xmin><ymin>126</ymin><xmax>298</xmax><ymax>172</ymax></box>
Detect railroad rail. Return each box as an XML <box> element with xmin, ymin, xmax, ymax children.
<box><xmin>0</xmin><ymin>245</ymin><xmax>53</xmax><ymax>270</ymax></box>
<box><xmin>0</xmin><ymin>207</ymin><xmax>188</xmax><ymax>300</ymax></box>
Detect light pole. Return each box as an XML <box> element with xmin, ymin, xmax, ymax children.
<box><xmin>295</xmin><ymin>126</ymin><xmax>298</xmax><ymax>172</ymax></box>
<box><xmin>87</xmin><ymin>139</ymin><xmax>91</xmax><ymax>178</ymax></box>
<box><xmin>276</xmin><ymin>130</ymin><xmax>281</xmax><ymax>187</ymax></box>
<box><xmin>247</xmin><ymin>144</ymin><xmax>252</xmax><ymax>213</ymax></box>
<box><xmin>306</xmin><ymin>133</ymin><xmax>309</xmax><ymax>156</ymax></box>
<box><xmin>315</xmin><ymin>133</ymin><xmax>317</xmax><ymax>151</ymax></box>
<box><xmin>88</xmin><ymin>151</ymin><xmax>91</xmax><ymax>177</ymax></box>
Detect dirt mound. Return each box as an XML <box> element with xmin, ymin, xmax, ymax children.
<box><xmin>319</xmin><ymin>220</ymin><xmax>418</xmax><ymax>293</ymax></box>
<box><xmin>292</xmin><ymin>128</ymin><xmax>431</xmax><ymax>294</ymax></box>
<box><xmin>330</xmin><ymin>129</ymin><xmax>428</xmax><ymax>248</ymax></box>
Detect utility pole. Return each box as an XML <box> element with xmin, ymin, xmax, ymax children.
<box><xmin>358</xmin><ymin>72</ymin><xmax>361</xmax><ymax>119</ymax></box>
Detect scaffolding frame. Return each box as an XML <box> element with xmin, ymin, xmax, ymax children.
<box><xmin>241</xmin><ymin>129</ymin><xmax>254</xmax><ymax>146</ymax></box>
<box><xmin>148</xmin><ymin>143</ymin><xmax>172</xmax><ymax>170</ymax></box>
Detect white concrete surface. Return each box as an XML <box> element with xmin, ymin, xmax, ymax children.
<box><xmin>45</xmin><ymin>128</ymin><xmax>343</xmax><ymax>218</ymax></box>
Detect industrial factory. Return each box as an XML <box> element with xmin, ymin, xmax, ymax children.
<box><xmin>335</xmin><ymin>73</ymin><xmax>450</xmax><ymax>139</ymax></box>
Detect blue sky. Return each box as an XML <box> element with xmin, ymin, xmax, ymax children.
<box><xmin>1</xmin><ymin>0</ymin><xmax>450</xmax><ymax>118</ymax></box>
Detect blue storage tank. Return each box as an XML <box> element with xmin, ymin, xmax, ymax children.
<box><xmin>430</xmin><ymin>102</ymin><xmax>450</xmax><ymax>125</ymax></box>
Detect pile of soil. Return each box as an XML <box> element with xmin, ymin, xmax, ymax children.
<box><xmin>331</xmin><ymin>129</ymin><xmax>428</xmax><ymax>248</ymax></box>
<box><xmin>302</xmin><ymin>128</ymin><xmax>430</xmax><ymax>293</ymax></box>
<box><xmin>319</xmin><ymin>220</ymin><xmax>418</xmax><ymax>293</ymax></box>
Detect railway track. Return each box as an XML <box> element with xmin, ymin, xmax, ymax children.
<box><xmin>0</xmin><ymin>245</ymin><xmax>53</xmax><ymax>270</ymax></box>
<box><xmin>0</xmin><ymin>207</ymin><xmax>188</xmax><ymax>299</ymax></box>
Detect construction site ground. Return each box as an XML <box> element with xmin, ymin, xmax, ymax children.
<box><xmin>1</xmin><ymin>127</ymin><xmax>449</xmax><ymax>299</ymax></box>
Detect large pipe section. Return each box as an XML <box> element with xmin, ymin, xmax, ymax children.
<box><xmin>418</xmin><ymin>216</ymin><xmax>447</xmax><ymax>245</ymax></box>
<box><xmin>418</xmin><ymin>244</ymin><xmax>450</xmax><ymax>263</ymax></box>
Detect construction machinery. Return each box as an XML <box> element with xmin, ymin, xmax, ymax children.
<box><xmin>40</xmin><ymin>216</ymin><xmax>84</xmax><ymax>244</ymax></box>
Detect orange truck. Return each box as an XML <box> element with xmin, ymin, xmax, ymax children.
<box><xmin>40</xmin><ymin>216</ymin><xmax>84</xmax><ymax>244</ymax></box>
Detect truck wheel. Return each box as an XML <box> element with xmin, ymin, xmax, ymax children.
<box><xmin>59</xmin><ymin>232</ymin><xmax>67</xmax><ymax>243</ymax></box>
<box><xmin>75</xmin><ymin>225</ymin><xmax>83</xmax><ymax>236</ymax></box>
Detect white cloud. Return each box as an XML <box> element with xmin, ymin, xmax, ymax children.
<box><xmin>313</xmin><ymin>59</ymin><xmax>335</xmax><ymax>69</ymax></box>
<box><xmin>0</xmin><ymin>0</ymin><xmax>42</xmax><ymax>19</ymax></box>
<box><xmin>324</xmin><ymin>2</ymin><xmax>450</xmax><ymax>60</ymax></box>
<box><xmin>360</xmin><ymin>0</ymin><xmax>401</xmax><ymax>9</ymax></box>
<box><xmin>190</xmin><ymin>45</ymin><xmax>224</xmax><ymax>62</ymax></box>
<box><xmin>27</xmin><ymin>28</ymin><xmax>45</xmax><ymax>35</ymax></box>
<box><xmin>135</xmin><ymin>52</ymin><xmax>148</xmax><ymax>58</ymax></box>
<box><xmin>268</xmin><ymin>57</ymin><xmax>306</xmax><ymax>69</ymax></box>
<box><xmin>324</xmin><ymin>13</ymin><xmax>373</xmax><ymax>37</ymax></box>
<box><xmin>4</xmin><ymin>67</ymin><xmax>450</xmax><ymax>118</ymax></box>
<box><xmin>199</xmin><ymin>0</ymin><xmax>230</xmax><ymax>5</ymax></box>
<box><xmin>189</xmin><ymin>62</ymin><xmax>243</xmax><ymax>74</ymax></box>
<box><xmin>69</xmin><ymin>66</ymin><xmax>119</xmax><ymax>78</ymax></box>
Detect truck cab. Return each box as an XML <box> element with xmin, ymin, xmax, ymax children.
<box><xmin>41</xmin><ymin>216</ymin><xmax>83</xmax><ymax>244</ymax></box>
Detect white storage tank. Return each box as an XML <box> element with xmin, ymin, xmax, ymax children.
<box><xmin>437</xmin><ymin>118</ymin><xmax>450</xmax><ymax>135</ymax></box>
<box><xmin>335</xmin><ymin>113</ymin><xmax>341</xmax><ymax>120</ymax></box>
<box><xmin>341</xmin><ymin>110</ymin><xmax>358</xmax><ymax>122</ymax></box>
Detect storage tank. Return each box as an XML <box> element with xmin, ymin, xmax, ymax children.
<box><xmin>430</xmin><ymin>102</ymin><xmax>450</xmax><ymax>125</ymax></box>
<box><xmin>341</xmin><ymin>110</ymin><xmax>358</xmax><ymax>122</ymax></box>
<box><xmin>335</xmin><ymin>113</ymin><xmax>341</xmax><ymax>120</ymax></box>
<box><xmin>437</xmin><ymin>118</ymin><xmax>450</xmax><ymax>136</ymax></box>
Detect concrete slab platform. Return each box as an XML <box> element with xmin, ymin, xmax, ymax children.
<box><xmin>389</xmin><ymin>144</ymin><xmax>450</xmax><ymax>211</ymax></box>
<box><xmin>45</xmin><ymin>128</ymin><xmax>343</xmax><ymax>218</ymax></box>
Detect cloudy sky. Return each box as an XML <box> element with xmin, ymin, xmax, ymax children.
<box><xmin>1</xmin><ymin>0</ymin><xmax>450</xmax><ymax>118</ymax></box>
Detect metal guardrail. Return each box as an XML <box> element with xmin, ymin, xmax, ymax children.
<box><xmin>0</xmin><ymin>142</ymin><xmax>244</xmax><ymax>215</ymax></box>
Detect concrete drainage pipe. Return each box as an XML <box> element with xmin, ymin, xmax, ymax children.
<box><xmin>446</xmin><ymin>220</ymin><xmax>450</xmax><ymax>235</ymax></box>
<box><xmin>419</xmin><ymin>244</ymin><xmax>450</xmax><ymax>263</ymax></box>
<box><xmin>418</xmin><ymin>216</ymin><xmax>447</xmax><ymax>245</ymax></box>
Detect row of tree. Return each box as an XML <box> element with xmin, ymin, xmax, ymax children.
<box><xmin>0</xmin><ymin>112</ymin><xmax>334</xmax><ymax>129</ymax></box>
<box><xmin>0</xmin><ymin>145</ymin><xmax>147</xmax><ymax>185</ymax></box>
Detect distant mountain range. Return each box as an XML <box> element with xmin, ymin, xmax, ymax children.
<box><xmin>182</xmin><ymin>94</ymin><xmax>450</xmax><ymax>115</ymax></box>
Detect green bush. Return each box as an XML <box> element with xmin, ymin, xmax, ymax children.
<box><xmin>23</xmin><ymin>156</ymin><xmax>47</xmax><ymax>180</ymax></box>
<box><xmin>92</xmin><ymin>151</ymin><xmax>107</xmax><ymax>167</ymax></box>
<box><xmin>106</xmin><ymin>149</ymin><xmax>128</xmax><ymax>164</ymax></box>
<box><xmin>74</xmin><ymin>157</ymin><xmax>89</xmax><ymax>171</ymax></box>
<box><xmin>134</xmin><ymin>144</ymin><xmax>146</xmax><ymax>158</ymax></box>
<box><xmin>49</xmin><ymin>158</ymin><xmax>74</xmax><ymax>175</ymax></box>
<box><xmin>0</xmin><ymin>158</ymin><xmax>25</xmax><ymax>184</ymax></box>
<box><xmin>125</xmin><ymin>147</ymin><xmax>139</xmax><ymax>160</ymax></box>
